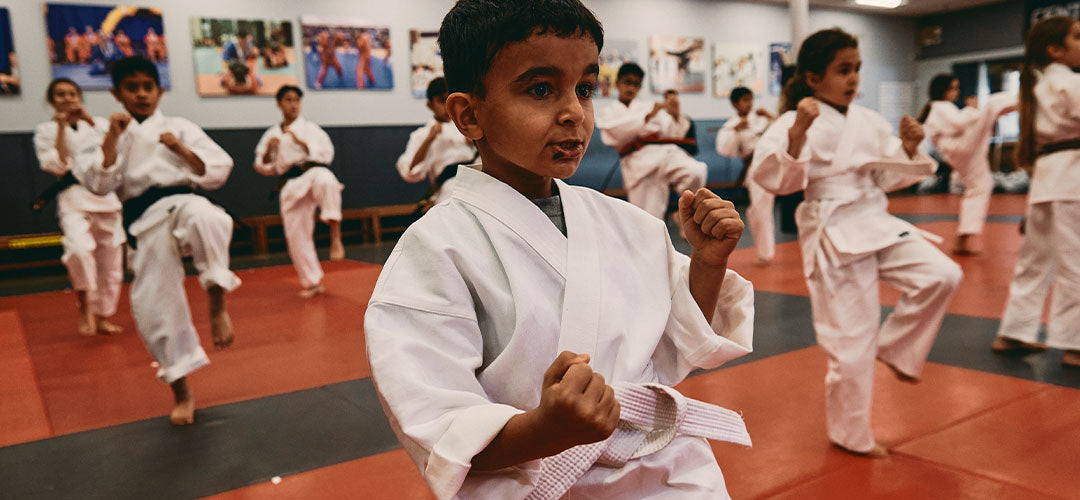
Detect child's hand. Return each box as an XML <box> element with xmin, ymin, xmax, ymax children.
<box><xmin>159</xmin><ymin>132</ymin><xmax>181</xmax><ymax>150</ymax></box>
<box><xmin>108</xmin><ymin>112</ymin><xmax>131</xmax><ymax>137</ymax></box>
<box><xmin>679</xmin><ymin>188</ymin><xmax>743</xmax><ymax>266</ymax></box>
<box><xmin>792</xmin><ymin>97</ymin><xmax>820</xmax><ymax>133</ymax></box>
<box><xmin>899</xmin><ymin>114</ymin><xmax>924</xmax><ymax>157</ymax></box>
<box><xmin>73</xmin><ymin>106</ymin><xmax>94</xmax><ymax>126</ymax></box>
<box><xmin>53</xmin><ymin>111</ymin><xmax>69</xmax><ymax>124</ymax></box>
<box><xmin>429</xmin><ymin>120</ymin><xmax>443</xmax><ymax>137</ymax></box>
<box><xmin>535</xmin><ymin>351</ymin><xmax>620</xmax><ymax>449</ymax></box>
<box><xmin>267</xmin><ymin>136</ymin><xmax>280</xmax><ymax>150</ymax></box>
<box><xmin>734</xmin><ymin>117</ymin><xmax>750</xmax><ymax>131</ymax></box>
<box><xmin>964</xmin><ymin>95</ymin><xmax>978</xmax><ymax>108</ymax></box>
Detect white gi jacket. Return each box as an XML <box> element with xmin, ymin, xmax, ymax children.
<box><xmin>33</xmin><ymin>118</ymin><xmax>122</xmax><ymax>215</ymax></box>
<box><xmin>752</xmin><ymin>104</ymin><xmax>938</xmax><ymax>278</ymax></box>
<box><xmin>923</xmin><ymin>93</ymin><xmax>1016</xmax><ymax>178</ymax></box>
<box><xmin>596</xmin><ymin>100</ymin><xmax>693</xmax><ymax>190</ymax></box>
<box><xmin>715</xmin><ymin>112</ymin><xmax>771</xmax><ymax>160</ymax></box>
<box><xmin>395</xmin><ymin>119</ymin><xmax>476</xmax><ymax>184</ymax></box>
<box><xmin>75</xmin><ymin>110</ymin><xmax>234</xmax><ymax>236</ymax></box>
<box><xmin>366</xmin><ymin>165</ymin><xmax>755</xmax><ymax>499</ymax></box>
<box><xmin>253</xmin><ymin>117</ymin><xmax>335</xmax><ymax>175</ymax></box>
<box><xmin>1029</xmin><ymin>62</ymin><xmax>1080</xmax><ymax>204</ymax></box>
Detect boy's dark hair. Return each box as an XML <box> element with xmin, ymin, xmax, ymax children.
<box><xmin>616</xmin><ymin>62</ymin><xmax>644</xmax><ymax>81</ymax></box>
<box><xmin>439</xmin><ymin>0</ymin><xmax>604</xmax><ymax>96</ymax></box>
<box><xmin>663</xmin><ymin>89</ymin><xmax>678</xmax><ymax>97</ymax></box>
<box><xmin>276</xmin><ymin>85</ymin><xmax>303</xmax><ymax>101</ymax></box>
<box><xmin>729</xmin><ymin>86</ymin><xmax>752</xmax><ymax>105</ymax></box>
<box><xmin>110</xmin><ymin>56</ymin><xmax>160</xmax><ymax>88</ymax></box>
<box><xmin>426</xmin><ymin>76</ymin><xmax>448</xmax><ymax>101</ymax></box>
<box><xmin>779</xmin><ymin>29</ymin><xmax>857</xmax><ymax>112</ymax></box>
<box><xmin>46</xmin><ymin>77</ymin><xmax>81</xmax><ymax>103</ymax></box>
<box><xmin>237</xmin><ymin>30</ymin><xmax>249</xmax><ymax>39</ymax></box>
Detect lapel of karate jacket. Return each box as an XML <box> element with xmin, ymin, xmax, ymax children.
<box><xmin>552</xmin><ymin>178</ymin><xmax>601</xmax><ymax>358</ymax></box>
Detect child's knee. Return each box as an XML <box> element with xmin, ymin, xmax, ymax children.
<box><xmin>931</xmin><ymin>260</ymin><xmax>963</xmax><ymax>294</ymax></box>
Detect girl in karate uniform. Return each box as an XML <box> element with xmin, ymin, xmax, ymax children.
<box><xmin>752</xmin><ymin>29</ymin><xmax>962</xmax><ymax>457</ymax></box>
<box><xmin>33</xmin><ymin>78</ymin><xmax>125</xmax><ymax>336</ymax></box>
<box><xmin>994</xmin><ymin>16</ymin><xmax>1080</xmax><ymax>366</ymax></box>
<box><xmin>918</xmin><ymin>74</ymin><xmax>1017</xmax><ymax>254</ymax></box>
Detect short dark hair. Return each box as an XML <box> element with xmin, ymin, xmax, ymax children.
<box><xmin>663</xmin><ymin>89</ymin><xmax>678</xmax><ymax>97</ymax></box>
<box><xmin>276</xmin><ymin>85</ymin><xmax>303</xmax><ymax>101</ymax></box>
<box><xmin>237</xmin><ymin>30</ymin><xmax>249</xmax><ymax>38</ymax></box>
<box><xmin>110</xmin><ymin>56</ymin><xmax>160</xmax><ymax>89</ymax></box>
<box><xmin>616</xmin><ymin>62</ymin><xmax>644</xmax><ymax>81</ymax></box>
<box><xmin>46</xmin><ymin>77</ymin><xmax>81</xmax><ymax>103</ymax></box>
<box><xmin>438</xmin><ymin>0</ymin><xmax>604</xmax><ymax>96</ymax></box>
<box><xmin>729</xmin><ymin>86</ymin><xmax>752</xmax><ymax>105</ymax></box>
<box><xmin>426</xmin><ymin>76</ymin><xmax>448</xmax><ymax>101</ymax></box>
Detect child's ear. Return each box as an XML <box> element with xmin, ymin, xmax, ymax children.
<box><xmin>446</xmin><ymin>92</ymin><xmax>483</xmax><ymax>141</ymax></box>
<box><xmin>805</xmin><ymin>71</ymin><xmax>822</xmax><ymax>90</ymax></box>
<box><xmin>1046</xmin><ymin>44</ymin><xmax>1065</xmax><ymax>62</ymax></box>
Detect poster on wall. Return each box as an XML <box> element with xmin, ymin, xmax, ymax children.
<box><xmin>648</xmin><ymin>35</ymin><xmax>705</xmax><ymax>94</ymax></box>
<box><xmin>0</xmin><ymin>7</ymin><xmax>18</xmax><ymax>96</ymax></box>
<box><xmin>300</xmin><ymin>15</ymin><xmax>392</xmax><ymax>91</ymax></box>
<box><xmin>1025</xmin><ymin>0</ymin><xmax>1080</xmax><ymax>32</ymax></box>
<box><xmin>768</xmin><ymin>42</ymin><xmax>793</xmax><ymax>97</ymax></box>
<box><xmin>190</xmin><ymin>17</ymin><xmax>296</xmax><ymax>96</ymax></box>
<box><xmin>711</xmin><ymin>42</ymin><xmax>766</xmax><ymax>98</ymax></box>
<box><xmin>409</xmin><ymin>29</ymin><xmax>441</xmax><ymax>98</ymax></box>
<box><xmin>598</xmin><ymin>39</ymin><xmax>639</xmax><ymax>98</ymax></box>
<box><xmin>44</xmin><ymin>3</ymin><xmax>170</xmax><ymax>90</ymax></box>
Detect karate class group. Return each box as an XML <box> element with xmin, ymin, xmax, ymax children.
<box><xmin>3</xmin><ymin>0</ymin><xmax>1080</xmax><ymax>498</ymax></box>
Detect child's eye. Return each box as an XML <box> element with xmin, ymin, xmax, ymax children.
<box><xmin>527</xmin><ymin>83</ymin><xmax>553</xmax><ymax>99</ymax></box>
<box><xmin>576</xmin><ymin>83</ymin><xmax>596</xmax><ymax>99</ymax></box>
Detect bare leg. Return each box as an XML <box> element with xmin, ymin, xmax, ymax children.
<box><xmin>208</xmin><ymin>286</ymin><xmax>234</xmax><ymax>350</ymax></box>
<box><xmin>299</xmin><ymin>283</ymin><xmax>325</xmax><ymax>298</ymax></box>
<box><xmin>76</xmin><ymin>291</ymin><xmax>96</xmax><ymax>336</ymax></box>
<box><xmin>169</xmin><ymin>377</ymin><xmax>195</xmax><ymax>425</ymax></box>
<box><xmin>329</xmin><ymin>220</ymin><xmax>345</xmax><ymax>261</ymax></box>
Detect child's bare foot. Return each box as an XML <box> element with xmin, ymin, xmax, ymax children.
<box><xmin>299</xmin><ymin>283</ymin><xmax>325</xmax><ymax>298</ymax></box>
<box><xmin>76</xmin><ymin>291</ymin><xmax>96</xmax><ymax>336</ymax></box>
<box><xmin>991</xmin><ymin>336</ymin><xmax>1047</xmax><ymax>354</ymax></box>
<box><xmin>878</xmin><ymin>357</ymin><xmax>919</xmax><ymax>384</ymax></box>
<box><xmin>208</xmin><ymin>286</ymin><xmax>234</xmax><ymax>349</ymax></box>
<box><xmin>95</xmin><ymin>317</ymin><xmax>123</xmax><ymax>335</ymax></box>
<box><xmin>952</xmin><ymin>235</ymin><xmax>979</xmax><ymax>256</ymax></box>
<box><xmin>1063</xmin><ymin>350</ymin><xmax>1080</xmax><ymax>368</ymax></box>
<box><xmin>169</xmin><ymin>377</ymin><xmax>194</xmax><ymax>425</ymax></box>
<box><xmin>754</xmin><ymin>257</ymin><xmax>772</xmax><ymax>266</ymax></box>
<box><xmin>833</xmin><ymin>441</ymin><xmax>889</xmax><ymax>458</ymax></box>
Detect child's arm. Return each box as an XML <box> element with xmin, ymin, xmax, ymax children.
<box><xmin>408</xmin><ymin>121</ymin><xmax>443</xmax><ymax>170</ymax></box>
<box><xmin>73</xmin><ymin>113</ymin><xmax>130</xmax><ymax>196</ymax></box>
<box><xmin>868</xmin><ymin>114</ymin><xmax>938</xmax><ymax>192</ymax></box>
<box><xmin>253</xmin><ymin>129</ymin><xmax>280</xmax><ymax>176</ymax></box>
<box><xmin>714</xmin><ymin>119</ymin><xmax>741</xmax><ymax>158</ymax></box>
<box><xmin>159</xmin><ymin>132</ymin><xmax>206</xmax><ymax>175</ymax></box>
<box><xmin>33</xmin><ymin>118</ymin><xmax>70</xmax><ymax>176</ymax></box>
<box><xmin>678</xmin><ymin>189</ymin><xmax>743</xmax><ymax>320</ymax></box>
<box><xmin>305</xmin><ymin>124</ymin><xmax>335</xmax><ymax>165</ymax></box>
<box><xmin>394</xmin><ymin>126</ymin><xmax>434</xmax><ymax>183</ymax></box>
<box><xmin>750</xmin><ymin>101</ymin><xmax>814</xmax><ymax>195</ymax></box>
<box><xmin>172</xmin><ymin>119</ymin><xmax>234</xmax><ymax>190</ymax></box>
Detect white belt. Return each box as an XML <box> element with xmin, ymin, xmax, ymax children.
<box><xmin>524</xmin><ymin>383</ymin><xmax>751</xmax><ymax>500</ymax></box>
<box><xmin>804</xmin><ymin>172</ymin><xmax>877</xmax><ymax>202</ymax></box>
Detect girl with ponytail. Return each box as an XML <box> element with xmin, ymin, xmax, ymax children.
<box><xmin>995</xmin><ymin>16</ymin><xmax>1080</xmax><ymax>366</ymax></box>
<box><xmin>751</xmin><ymin>29</ymin><xmax>963</xmax><ymax>458</ymax></box>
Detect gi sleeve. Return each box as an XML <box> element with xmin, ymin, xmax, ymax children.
<box><xmin>869</xmin><ymin>113</ymin><xmax>937</xmax><ymax>192</ymax></box>
<box><xmin>751</xmin><ymin>111</ymin><xmax>810</xmax><ymax>195</ymax></box>
<box><xmin>306</xmin><ymin>123</ymin><xmax>335</xmax><ymax>165</ymax></box>
<box><xmin>365</xmin><ymin>231</ymin><xmax>528</xmax><ymax>499</ymax></box>
<box><xmin>395</xmin><ymin>126</ymin><xmax>433</xmax><ymax>184</ymax></box>
<box><xmin>595</xmin><ymin>102</ymin><xmax>648</xmax><ymax>149</ymax></box>
<box><xmin>177</xmin><ymin>118</ymin><xmax>234</xmax><ymax>191</ymax></box>
<box><xmin>714</xmin><ymin>119</ymin><xmax>741</xmax><ymax>158</ymax></box>
<box><xmin>73</xmin><ymin>131</ymin><xmax>128</xmax><ymax>196</ymax></box>
<box><xmin>33</xmin><ymin>122</ymin><xmax>69</xmax><ymax>176</ymax></box>
<box><xmin>252</xmin><ymin>127</ymin><xmax>281</xmax><ymax>176</ymax></box>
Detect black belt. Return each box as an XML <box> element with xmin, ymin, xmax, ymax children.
<box><xmin>122</xmin><ymin>185</ymin><xmax>196</xmax><ymax>248</ymax></box>
<box><xmin>271</xmin><ymin>161</ymin><xmax>330</xmax><ymax>197</ymax></box>
<box><xmin>30</xmin><ymin>172</ymin><xmax>80</xmax><ymax>211</ymax></box>
<box><xmin>1037</xmin><ymin>138</ymin><xmax>1080</xmax><ymax>157</ymax></box>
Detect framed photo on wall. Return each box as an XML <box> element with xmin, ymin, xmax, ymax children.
<box><xmin>598</xmin><ymin>39</ymin><xmax>639</xmax><ymax>98</ymax></box>
<box><xmin>712</xmin><ymin>42</ymin><xmax>766</xmax><ymax>98</ymax></box>
<box><xmin>300</xmin><ymin>15</ymin><xmax>392</xmax><ymax>91</ymax></box>
<box><xmin>0</xmin><ymin>7</ymin><xmax>18</xmax><ymax>95</ymax></box>
<box><xmin>409</xmin><ymin>29</ymin><xmax>440</xmax><ymax>99</ymax></box>
<box><xmin>190</xmin><ymin>17</ymin><xmax>298</xmax><ymax>96</ymax></box>
<box><xmin>648</xmin><ymin>35</ymin><xmax>705</xmax><ymax>94</ymax></box>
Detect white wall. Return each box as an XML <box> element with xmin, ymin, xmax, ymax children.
<box><xmin>0</xmin><ymin>0</ymin><xmax>916</xmax><ymax>133</ymax></box>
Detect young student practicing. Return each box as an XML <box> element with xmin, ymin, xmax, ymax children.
<box><xmin>918</xmin><ymin>75</ymin><xmax>1017</xmax><ymax>255</ymax></box>
<box><xmin>716</xmin><ymin>86</ymin><xmax>777</xmax><ymax>264</ymax></box>
<box><xmin>254</xmin><ymin>85</ymin><xmax>344</xmax><ymax>297</ymax></box>
<box><xmin>596</xmin><ymin>62</ymin><xmax>707</xmax><ymax>219</ymax></box>
<box><xmin>994</xmin><ymin>16</ymin><xmax>1080</xmax><ymax>366</ymax></box>
<box><xmin>752</xmin><ymin>29</ymin><xmax>962</xmax><ymax>457</ymax></box>
<box><xmin>33</xmin><ymin>78</ymin><xmax>124</xmax><ymax>336</ymax></box>
<box><xmin>74</xmin><ymin>57</ymin><xmax>239</xmax><ymax>425</ymax></box>
<box><xmin>366</xmin><ymin>1</ymin><xmax>755</xmax><ymax>498</ymax></box>
<box><xmin>395</xmin><ymin>76</ymin><xmax>477</xmax><ymax>204</ymax></box>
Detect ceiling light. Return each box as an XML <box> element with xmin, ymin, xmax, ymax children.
<box><xmin>855</xmin><ymin>0</ymin><xmax>904</xmax><ymax>8</ymax></box>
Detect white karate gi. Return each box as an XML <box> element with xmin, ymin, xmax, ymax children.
<box><xmin>33</xmin><ymin>118</ymin><xmax>124</xmax><ymax>317</ymax></box>
<box><xmin>366</xmin><ymin>165</ymin><xmax>755</xmax><ymax>499</ymax></box>
<box><xmin>752</xmin><ymin>103</ymin><xmax>962</xmax><ymax>453</ymax></box>
<box><xmin>998</xmin><ymin>63</ymin><xmax>1080</xmax><ymax>350</ymax></box>
<box><xmin>76</xmin><ymin>110</ymin><xmax>239</xmax><ymax>384</ymax></box>
<box><xmin>923</xmin><ymin>92</ymin><xmax>1017</xmax><ymax>235</ymax></box>
<box><xmin>254</xmin><ymin>117</ymin><xmax>343</xmax><ymax>288</ymax></box>
<box><xmin>716</xmin><ymin>113</ymin><xmax>775</xmax><ymax>260</ymax></box>
<box><xmin>395</xmin><ymin>118</ymin><xmax>476</xmax><ymax>204</ymax></box>
<box><xmin>597</xmin><ymin>100</ymin><xmax>706</xmax><ymax>219</ymax></box>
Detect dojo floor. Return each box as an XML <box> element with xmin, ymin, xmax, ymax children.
<box><xmin>1</xmin><ymin>193</ymin><xmax>1078</xmax><ymax>499</ymax></box>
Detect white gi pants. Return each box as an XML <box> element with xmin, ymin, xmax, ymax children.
<box><xmin>130</xmin><ymin>195</ymin><xmax>241</xmax><ymax>384</ymax></box>
<box><xmin>746</xmin><ymin>180</ymin><xmax>776</xmax><ymax>261</ymax></box>
<box><xmin>280</xmin><ymin>167</ymin><xmax>344</xmax><ymax>288</ymax></box>
<box><xmin>956</xmin><ymin>161</ymin><xmax>993</xmax><ymax>236</ymax></box>
<box><xmin>623</xmin><ymin>147</ymin><xmax>707</xmax><ymax>219</ymax></box>
<box><xmin>997</xmin><ymin>201</ymin><xmax>1080</xmax><ymax>350</ymax></box>
<box><xmin>58</xmin><ymin>209</ymin><xmax>124</xmax><ymax>317</ymax></box>
<box><xmin>806</xmin><ymin>235</ymin><xmax>961</xmax><ymax>452</ymax></box>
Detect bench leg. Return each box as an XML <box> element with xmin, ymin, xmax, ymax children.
<box><xmin>254</xmin><ymin>225</ymin><xmax>268</xmax><ymax>256</ymax></box>
<box><xmin>372</xmin><ymin>217</ymin><xmax>382</xmax><ymax>244</ymax></box>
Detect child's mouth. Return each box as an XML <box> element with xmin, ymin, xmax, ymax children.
<box><xmin>551</xmin><ymin>141</ymin><xmax>584</xmax><ymax>160</ymax></box>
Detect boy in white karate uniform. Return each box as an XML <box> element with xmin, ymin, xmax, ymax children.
<box><xmin>994</xmin><ymin>17</ymin><xmax>1080</xmax><ymax>366</ymax></box>
<box><xmin>596</xmin><ymin>62</ymin><xmax>707</xmax><ymax>219</ymax></box>
<box><xmin>396</xmin><ymin>77</ymin><xmax>477</xmax><ymax>204</ymax></box>
<box><xmin>76</xmin><ymin>57</ymin><xmax>239</xmax><ymax>426</ymax></box>
<box><xmin>254</xmin><ymin>85</ymin><xmax>344</xmax><ymax>297</ymax></box>
<box><xmin>753</xmin><ymin>30</ymin><xmax>962</xmax><ymax>457</ymax></box>
<box><xmin>716</xmin><ymin>86</ymin><xmax>776</xmax><ymax>264</ymax></box>
<box><xmin>366</xmin><ymin>1</ymin><xmax>755</xmax><ymax>498</ymax></box>
<box><xmin>33</xmin><ymin>78</ymin><xmax>124</xmax><ymax>335</ymax></box>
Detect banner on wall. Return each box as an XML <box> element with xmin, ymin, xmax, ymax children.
<box><xmin>598</xmin><ymin>39</ymin><xmax>639</xmax><ymax>98</ymax></box>
<box><xmin>409</xmin><ymin>30</ymin><xmax>440</xmax><ymax>99</ymax></box>
<box><xmin>648</xmin><ymin>35</ymin><xmax>705</xmax><ymax>94</ymax></box>
<box><xmin>45</xmin><ymin>3</ymin><xmax>170</xmax><ymax>90</ymax></box>
<box><xmin>190</xmin><ymin>17</ymin><xmax>296</xmax><ymax>96</ymax></box>
<box><xmin>300</xmin><ymin>15</ymin><xmax>392</xmax><ymax>91</ymax></box>
<box><xmin>0</xmin><ymin>7</ymin><xmax>18</xmax><ymax>95</ymax></box>
<box><xmin>712</xmin><ymin>42</ymin><xmax>766</xmax><ymax>98</ymax></box>
<box><xmin>768</xmin><ymin>42</ymin><xmax>792</xmax><ymax>97</ymax></box>
<box><xmin>1025</xmin><ymin>0</ymin><xmax>1080</xmax><ymax>32</ymax></box>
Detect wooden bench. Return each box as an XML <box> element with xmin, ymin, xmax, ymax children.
<box><xmin>240</xmin><ymin>202</ymin><xmax>424</xmax><ymax>255</ymax></box>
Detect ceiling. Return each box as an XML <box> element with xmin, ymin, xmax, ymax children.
<box><xmin>746</xmin><ymin>0</ymin><xmax>1010</xmax><ymax>17</ymax></box>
